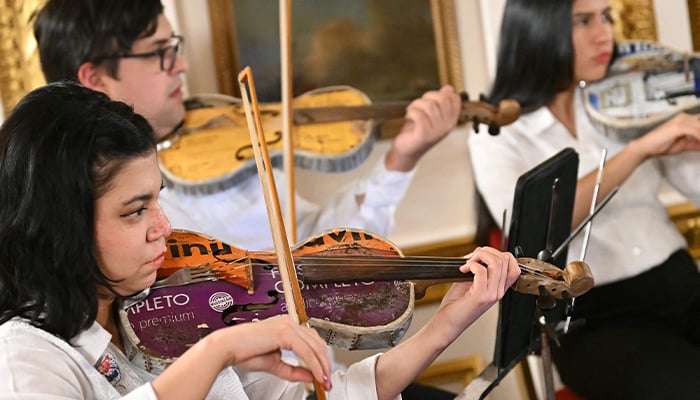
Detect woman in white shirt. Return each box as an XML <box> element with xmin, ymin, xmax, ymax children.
<box><xmin>0</xmin><ymin>81</ymin><xmax>519</xmax><ymax>399</ymax></box>
<box><xmin>470</xmin><ymin>0</ymin><xmax>700</xmax><ymax>399</ymax></box>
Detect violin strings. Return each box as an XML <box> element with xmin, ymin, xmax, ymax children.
<box><xmin>177</xmin><ymin>255</ymin><xmax>554</xmax><ymax>281</ymax></box>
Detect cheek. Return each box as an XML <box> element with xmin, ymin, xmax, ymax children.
<box><xmin>112</xmin><ymin>74</ymin><xmax>162</xmax><ymax>116</ymax></box>
<box><xmin>95</xmin><ymin>227</ymin><xmax>138</xmax><ymax>281</ymax></box>
<box><xmin>95</xmin><ymin>234</ymin><xmax>121</xmax><ymax>278</ymax></box>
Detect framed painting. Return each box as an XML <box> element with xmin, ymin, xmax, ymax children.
<box><xmin>207</xmin><ymin>0</ymin><xmax>463</xmax><ymax>103</ymax></box>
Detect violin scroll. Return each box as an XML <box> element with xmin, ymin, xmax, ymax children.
<box><xmin>514</xmin><ymin>257</ymin><xmax>594</xmax><ymax>298</ymax></box>
<box><xmin>459</xmin><ymin>92</ymin><xmax>521</xmax><ymax>135</ymax></box>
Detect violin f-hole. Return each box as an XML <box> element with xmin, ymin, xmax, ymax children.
<box><xmin>221</xmin><ymin>291</ymin><xmax>280</xmax><ymax>325</ymax></box>
<box><xmin>235</xmin><ymin>130</ymin><xmax>283</xmax><ymax>161</ymax></box>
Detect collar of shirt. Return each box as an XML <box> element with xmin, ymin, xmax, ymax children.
<box><xmin>509</xmin><ymin>104</ymin><xmax>559</xmax><ymax>138</ymax></box>
<box><xmin>73</xmin><ymin>321</ymin><xmax>113</xmax><ymax>366</ymax></box>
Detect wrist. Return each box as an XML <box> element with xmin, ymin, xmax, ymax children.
<box><xmin>384</xmin><ymin>146</ymin><xmax>420</xmax><ymax>172</ymax></box>
<box><xmin>626</xmin><ymin>137</ymin><xmax>652</xmax><ymax>162</ymax></box>
<box><xmin>199</xmin><ymin>328</ymin><xmax>237</xmax><ymax>370</ymax></box>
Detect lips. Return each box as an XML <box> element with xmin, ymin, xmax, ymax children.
<box><xmin>147</xmin><ymin>251</ymin><xmax>166</xmax><ymax>268</ymax></box>
<box><xmin>169</xmin><ymin>86</ymin><xmax>183</xmax><ymax>99</ymax></box>
<box><xmin>594</xmin><ymin>52</ymin><xmax>612</xmax><ymax>64</ymax></box>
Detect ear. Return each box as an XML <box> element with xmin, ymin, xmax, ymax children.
<box><xmin>77</xmin><ymin>62</ymin><xmax>109</xmax><ymax>91</ymax></box>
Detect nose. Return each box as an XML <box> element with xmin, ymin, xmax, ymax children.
<box><xmin>148</xmin><ymin>205</ymin><xmax>172</xmax><ymax>242</ymax></box>
<box><xmin>593</xmin><ymin>16</ymin><xmax>614</xmax><ymax>44</ymax></box>
<box><xmin>170</xmin><ymin>52</ymin><xmax>188</xmax><ymax>75</ymax></box>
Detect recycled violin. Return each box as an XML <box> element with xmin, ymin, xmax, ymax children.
<box><xmin>119</xmin><ymin>228</ymin><xmax>593</xmax><ymax>373</ymax></box>
<box><xmin>156</xmin><ymin>86</ymin><xmax>521</xmax><ymax>194</ymax></box>
<box><xmin>583</xmin><ymin>40</ymin><xmax>700</xmax><ymax>142</ymax></box>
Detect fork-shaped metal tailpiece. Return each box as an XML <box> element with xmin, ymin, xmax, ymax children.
<box><xmin>121</xmin><ymin>264</ymin><xmax>216</xmax><ymax>309</ymax></box>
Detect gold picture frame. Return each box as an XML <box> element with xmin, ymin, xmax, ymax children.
<box><xmin>206</xmin><ymin>0</ymin><xmax>463</xmax><ymax>103</ymax></box>
<box><xmin>0</xmin><ymin>0</ymin><xmax>46</xmax><ymax>116</ymax></box>
<box><xmin>689</xmin><ymin>0</ymin><xmax>700</xmax><ymax>51</ymax></box>
<box><xmin>610</xmin><ymin>0</ymin><xmax>658</xmax><ymax>42</ymax></box>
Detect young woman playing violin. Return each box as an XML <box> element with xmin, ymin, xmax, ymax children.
<box><xmin>470</xmin><ymin>0</ymin><xmax>700</xmax><ymax>398</ymax></box>
<box><xmin>0</xmin><ymin>81</ymin><xmax>520</xmax><ymax>399</ymax></box>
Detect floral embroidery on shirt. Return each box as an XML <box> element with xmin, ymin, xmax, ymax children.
<box><xmin>96</xmin><ymin>351</ymin><xmax>121</xmax><ymax>384</ymax></box>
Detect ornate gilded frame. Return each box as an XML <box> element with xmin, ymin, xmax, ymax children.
<box><xmin>689</xmin><ymin>0</ymin><xmax>700</xmax><ymax>51</ymax></box>
<box><xmin>610</xmin><ymin>0</ymin><xmax>658</xmax><ymax>42</ymax></box>
<box><xmin>206</xmin><ymin>0</ymin><xmax>463</xmax><ymax>99</ymax></box>
<box><xmin>0</xmin><ymin>0</ymin><xmax>46</xmax><ymax>117</ymax></box>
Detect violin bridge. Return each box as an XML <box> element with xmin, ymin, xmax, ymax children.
<box><xmin>245</xmin><ymin>251</ymin><xmax>255</xmax><ymax>294</ymax></box>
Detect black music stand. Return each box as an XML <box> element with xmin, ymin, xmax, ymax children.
<box><xmin>458</xmin><ymin>148</ymin><xmax>579</xmax><ymax>400</ymax></box>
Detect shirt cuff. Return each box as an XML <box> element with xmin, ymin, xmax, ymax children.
<box><xmin>125</xmin><ymin>383</ymin><xmax>158</xmax><ymax>400</ymax></box>
<box><xmin>329</xmin><ymin>353</ymin><xmax>388</xmax><ymax>400</ymax></box>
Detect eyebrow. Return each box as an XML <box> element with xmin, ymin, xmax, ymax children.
<box><xmin>122</xmin><ymin>193</ymin><xmax>155</xmax><ymax>206</ymax></box>
<box><xmin>573</xmin><ymin>6</ymin><xmax>612</xmax><ymax>17</ymax></box>
<box><xmin>152</xmin><ymin>33</ymin><xmax>177</xmax><ymax>45</ymax></box>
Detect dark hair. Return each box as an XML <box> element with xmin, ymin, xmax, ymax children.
<box><xmin>473</xmin><ymin>0</ymin><xmax>578</xmax><ymax>246</ymax></box>
<box><xmin>0</xmin><ymin>81</ymin><xmax>155</xmax><ymax>342</ymax></box>
<box><xmin>488</xmin><ymin>0</ymin><xmax>576</xmax><ymax>113</ymax></box>
<box><xmin>33</xmin><ymin>0</ymin><xmax>164</xmax><ymax>82</ymax></box>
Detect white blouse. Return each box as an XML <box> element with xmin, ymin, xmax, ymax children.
<box><xmin>0</xmin><ymin>318</ymin><xmax>390</xmax><ymax>400</ymax></box>
<box><xmin>469</xmin><ymin>87</ymin><xmax>700</xmax><ymax>286</ymax></box>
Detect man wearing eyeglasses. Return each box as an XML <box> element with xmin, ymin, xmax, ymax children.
<box><xmin>36</xmin><ymin>3</ymin><xmax>188</xmax><ymax>142</ymax></box>
<box><xmin>32</xmin><ymin>1</ymin><xmax>464</xmax><ymax>399</ymax></box>
<box><xmin>34</xmin><ymin>0</ymin><xmax>462</xmax><ymax>258</ymax></box>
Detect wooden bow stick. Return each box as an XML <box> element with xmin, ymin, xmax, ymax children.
<box><xmin>280</xmin><ymin>0</ymin><xmax>297</xmax><ymax>243</ymax></box>
<box><xmin>237</xmin><ymin>66</ymin><xmax>327</xmax><ymax>400</ymax></box>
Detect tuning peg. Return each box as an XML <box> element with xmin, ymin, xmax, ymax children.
<box><xmin>472</xmin><ymin>119</ymin><xmax>480</xmax><ymax>133</ymax></box>
<box><xmin>479</xmin><ymin>93</ymin><xmax>489</xmax><ymax>102</ymax></box>
<box><xmin>488</xmin><ymin>123</ymin><xmax>500</xmax><ymax>135</ymax></box>
<box><xmin>460</xmin><ymin>91</ymin><xmax>470</xmax><ymax>101</ymax></box>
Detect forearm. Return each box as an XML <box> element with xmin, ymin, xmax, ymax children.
<box><xmin>308</xmin><ymin>161</ymin><xmax>414</xmax><ymax>236</ymax></box>
<box><xmin>372</xmin><ymin>326</ymin><xmax>447</xmax><ymax>400</ymax></box>
<box><xmin>384</xmin><ymin>143</ymin><xmax>422</xmax><ymax>172</ymax></box>
<box><xmin>373</xmin><ymin>302</ymin><xmax>479</xmax><ymax>400</ymax></box>
<box><xmin>151</xmin><ymin>329</ymin><xmax>230</xmax><ymax>399</ymax></box>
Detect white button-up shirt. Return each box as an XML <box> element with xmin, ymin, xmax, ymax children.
<box><xmin>160</xmin><ymin>161</ymin><xmax>414</xmax><ymax>250</ymax></box>
<box><xmin>469</xmin><ymin>87</ymin><xmax>699</xmax><ymax>286</ymax></box>
<box><xmin>0</xmin><ymin>318</ymin><xmax>388</xmax><ymax>400</ymax></box>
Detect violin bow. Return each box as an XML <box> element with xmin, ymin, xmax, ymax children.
<box><xmin>280</xmin><ymin>0</ymin><xmax>297</xmax><ymax>243</ymax></box>
<box><xmin>238</xmin><ymin>66</ymin><xmax>327</xmax><ymax>400</ymax></box>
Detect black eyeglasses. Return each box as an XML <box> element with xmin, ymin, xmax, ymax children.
<box><xmin>97</xmin><ymin>35</ymin><xmax>184</xmax><ymax>72</ymax></box>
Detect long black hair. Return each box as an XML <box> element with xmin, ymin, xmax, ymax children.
<box><xmin>475</xmin><ymin>0</ymin><xmax>577</xmax><ymax>246</ymax></box>
<box><xmin>0</xmin><ymin>81</ymin><xmax>155</xmax><ymax>342</ymax></box>
<box><xmin>488</xmin><ymin>0</ymin><xmax>577</xmax><ymax>113</ymax></box>
<box><xmin>474</xmin><ymin>0</ymin><xmax>624</xmax><ymax>245</ymax></box>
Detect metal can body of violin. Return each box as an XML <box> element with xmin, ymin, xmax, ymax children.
<box><xmin>119</xmin><ymin>228</ymin><xmax>415</xmax><ymax>374</ymax></box>
<box><xmin>583</xmin><ymin>40</ymin><xmax>700</xmax><ymax>142</ymax></box>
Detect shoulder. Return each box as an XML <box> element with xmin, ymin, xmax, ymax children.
<box><xmin>0</xmin><ymin>319</ymin><xmax>94</xmax><ymax>396</ymax></box>
<box><xmin>470</xmin><ymin>106</ymin><xmax>558</xmax><ymax>153</ymax></box>
<box><xmin>0</xmin><ymin>318</ymin><xmax>53</xmax><ymax>347</ymax></box>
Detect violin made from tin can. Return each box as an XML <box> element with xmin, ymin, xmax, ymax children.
<box><xmin>119</xmin><ymin>228</ymin><xmax>593</xmax><ymax>373</ymax></box>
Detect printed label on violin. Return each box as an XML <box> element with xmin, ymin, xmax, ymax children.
<box><xmin>126</xmin><ymin>229</ymin><xmax>415</xmax><ymax>358</ymax></box>
<box><xmin>124</xmin><ymin>271</ymin><xmax>411</xmax><ymax>359</ymax></box>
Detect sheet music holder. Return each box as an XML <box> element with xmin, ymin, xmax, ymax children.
<box><xmin>460</xmin><ymin>148</ymin><xmax>579</xmax><ymax>399</ymax></box>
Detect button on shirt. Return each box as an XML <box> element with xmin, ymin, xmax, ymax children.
<box><xmin>469</xmin><ymin>87</ymin><xmax>700</xmax><ymax>286</ymax></box>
